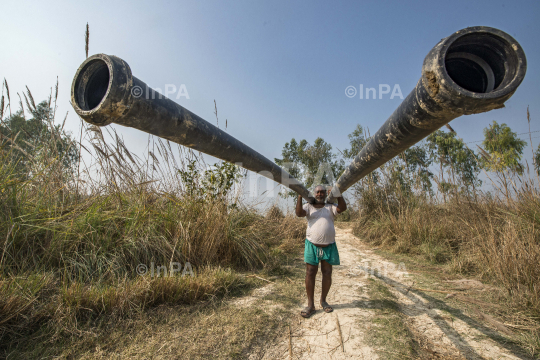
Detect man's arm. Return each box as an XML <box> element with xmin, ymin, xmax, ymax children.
<box><xmin>336</xmin><ymin>195</ymin><xmax>347</xmax><ymax>214</ymax></box>
<box><xmin>296</xmin><ymin>195</ymin><xmax>307</xmax><ymax>217</ymax></box>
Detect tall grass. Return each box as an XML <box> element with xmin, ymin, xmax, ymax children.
<box><xmin>0</xmin><ymin>86</ymin><xmax>304</xmax><ymax>350</ymax></box>
<box><xmin>352</xmin><ymin>150</ymin><xmax>540</xmax><ymax>356</ymax></box>
<box><xmin>353</xmin><ymin>150</ymin><xmax>540</xmax><ymax>317</ymax></box>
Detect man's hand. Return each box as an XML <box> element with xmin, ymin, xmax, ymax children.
<box><xmin>335</xmin><ymin>195</ymin><xmax>347</xmax><ymax>214</ymax></box>
<box><xmin>296</xmin><ymin>195</ymin><xmax>307</xmax><ymax>217</ymax></box>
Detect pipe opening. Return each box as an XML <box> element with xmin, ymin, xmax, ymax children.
<box><xmin>444</xmin><ymin>33</ymin><xmax>518</xmax><ymax>93</ymax></box>
<box><xmin>74</xmin><ymin>59</ymin><xmax>110</xmax><ymax>111</ymax></box>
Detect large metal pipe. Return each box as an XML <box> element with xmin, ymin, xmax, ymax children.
<box><xmin>71</xmin><ymin>54</ymin><xmax>311</xmax><ymax>199</ymax></box>
<box><xmin>330</xmin><ymin>26</ymin><xmax>526</xmax><ymax>200</ymax></box>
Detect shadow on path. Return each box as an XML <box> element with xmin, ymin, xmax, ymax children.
<box><xmin>358</xmin><ymin>265</ymin><xmax>532</xmax><ymax>360</ymax></box>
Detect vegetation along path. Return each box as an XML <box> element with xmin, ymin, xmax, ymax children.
<box><xmin>252</xmin><ymin>226</ymin><xmax>533</xmax><ymax>360</ymax></box>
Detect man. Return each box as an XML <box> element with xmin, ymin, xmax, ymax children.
<box><xmin>296</xmin><ymin>185</ymin><xmax>347</xmax><ymax>318</ymax></box>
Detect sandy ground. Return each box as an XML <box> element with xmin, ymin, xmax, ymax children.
<box><xmin>246</xmin><ymin>227</ymin><xmax>531</xmax><ymax>360</ymax></box>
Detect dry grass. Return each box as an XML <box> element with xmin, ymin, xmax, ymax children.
<box><xmin>5</xmin><ymin>290</ymin><xmax>298</xmax><ymax>359</ymax></box>
<box><xmin>354</xmin><ymin>193</ymin><xmax>540</xmax><ymax>316</ymax></box>
<box><xmin>0</xmin><ymin>87</ymin><xmax>306</xmax><ymax>355</ymax></box>
<box><xmin>0</xmin><ymin>268</ymin><xmax>253</xmax><ymax>347</ymax></box>
<box><xmin>352</xmin><ymin>157</ymin><xmax>540</xmax><ymax>355</ymax></box>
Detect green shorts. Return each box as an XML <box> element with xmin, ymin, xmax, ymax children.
<box><xmin>304</xmin><ymin>239</ymin><xmax>340</xmax><ymax>266</ymax></box>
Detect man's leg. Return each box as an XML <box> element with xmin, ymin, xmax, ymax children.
<box><xmin>320</xmin><ymin>260</ymin><xmax>333</xmax><ymax>312</ymax></box>
<box><xmin>305</xmin><ymin>263</ymin><xmax>318</xmax><ymax>310</ymax></box>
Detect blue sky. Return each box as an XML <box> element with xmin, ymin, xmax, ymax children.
<box><xmin>1</xmin><ymin>0</ymin><xmax>539</xmax><ymax>202</ymax></box>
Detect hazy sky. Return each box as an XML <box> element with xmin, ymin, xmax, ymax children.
<box><xmin>1</xmin><ymin>0</ymin><xmax>539</xmax><ymax>203</ymax></box>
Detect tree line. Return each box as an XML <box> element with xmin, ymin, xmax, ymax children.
<box><xmin>275</xmin><ymin>119</ymin><xmax>536</xmax><ymax>200</ymax></box>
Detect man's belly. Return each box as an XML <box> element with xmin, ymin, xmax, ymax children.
<box><xmin>306</xmin><ymin>220</ymin><xmax>335</xmax><ymax>245</ymax></box>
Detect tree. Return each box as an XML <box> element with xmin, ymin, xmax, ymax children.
<box><xmin>273</xmin><ymin>138</ymin><xmax>305</xmax><ymax>198</ymax></box>
<box><xmin>480</xmin><ymin>121</ymin><xmax>526</xmax><ymax>174</ymax></box>
<box><xmin>370</xmin><ymin>143</ymin><xmax>433</xmax><ymax>204</ymax></box>
<box><xmin>342</xmin><ymin>124</ymin><xmax>369</xmax><ymax>159</ymax></box>
<box><xmin>275</xmin><ymin>137</ymin><xmax>344</xmax><ymax>197</ymax></box>
<box><xmin>0</xmin><ymin>100</ymin><xmax>79</xmax><ymax>176</ymax></box>
<box><xmin>479</xmin><ymin>121</ymin><xmax>526</xmax><ymax>200</ymax></box>
<box><xmin>400</xmin><ymin>144</ymin><xmax>434</xmax><ymax>194</ymax></box>
<box><xmin>178</xmin><ymin>159</ymin><xmax>242</xmax><ymax>200</ymax></box>
<box><xmin>427</xmin><ymin>130</ymin><xmax>481</xmax><ymax>199</ymax></box>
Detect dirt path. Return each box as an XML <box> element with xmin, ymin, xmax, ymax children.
<box><xmin>286</xmin><ymin>227</ymin><xmax>381</xmax><ymax>359</ymax></box>
<box><xmin>253</xmin><ymin>227</ymin><xmax>531</xmax><ymax>359</ymax></box>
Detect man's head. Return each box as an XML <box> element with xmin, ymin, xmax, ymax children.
<box><xmin>313</xmin><ymin>185</ymin><xmax>327</xmax><ymax>204</ymax></box>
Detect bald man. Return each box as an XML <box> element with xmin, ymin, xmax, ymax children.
<box><xmin>296</xmin><ymin>185</ymin><xmax>347</xmax><ymax>318</ymax></box>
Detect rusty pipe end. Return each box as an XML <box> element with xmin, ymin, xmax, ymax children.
<box><xmin>420</xmin><ymin>26</ymin><xmax>527</xmax><ymax>117</ymax></box>
<box><xmin>71</xmin><ymin>54</ymin><xmax>134</xmax><ymax>126</ymax></box>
